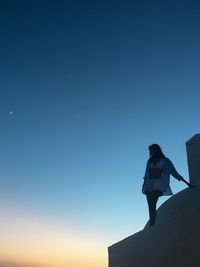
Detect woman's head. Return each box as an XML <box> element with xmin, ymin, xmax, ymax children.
<box><xmin>148</xmin><ymin>144</ymin><xmax>165</xmax><ymax>158</ymax></box>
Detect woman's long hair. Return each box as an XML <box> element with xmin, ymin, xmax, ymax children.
<box><xmin>148</xmin><ymin>144</ymin><xmax>166</xmax><ymax>164</ymax></box>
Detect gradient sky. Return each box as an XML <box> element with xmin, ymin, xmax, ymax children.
<box><xmin>1</xmin><ymin>1</ymin><xmax>200</xmax><ymax>266</ymax></box>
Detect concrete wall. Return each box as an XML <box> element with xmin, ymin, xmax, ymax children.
<box><xmin>186</xmin><ymin>134</ymin><xmax>200</xmax><ymax>186</ymax></box>
<box><xmin>108</xmin><ymin>188</ymin><xmax>200</xmax><ymax>267</ymax></box>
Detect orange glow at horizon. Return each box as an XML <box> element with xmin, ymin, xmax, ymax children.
<box><xmin>0</xmin><ymin>203</ymin><xmax>108</xmax><ymax>267</ymax></box>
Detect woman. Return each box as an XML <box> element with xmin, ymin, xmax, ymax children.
<box><xmin>142</xmin><ymin>144</ymin><xmax>195</xmax><ymax>227</ymax></box>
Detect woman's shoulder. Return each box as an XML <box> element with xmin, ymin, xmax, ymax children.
<box><xmin>163</xmin><ymin>157</ymin><xmax>173</xmax><ymax>165</ymax></box>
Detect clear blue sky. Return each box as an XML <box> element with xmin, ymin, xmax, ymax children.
<box><xmin>0</xmin><ymin>1</ymin><xmax>200</xmax><ymax>266</ymax></box>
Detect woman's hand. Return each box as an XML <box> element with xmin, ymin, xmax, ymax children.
<box><xmin>187</xmin><ymin>182</ymin><xmax>197</xmax><ymax>189</ymax></box>
<box><xmin>180</xmin><ymin>177</ymin><xmax>197</xmax><ymax>188</ymax></box>
<box><xmin>185</xmin><ymin>180</ymin><xmax>197</xmax><ymax>188</ymax></box>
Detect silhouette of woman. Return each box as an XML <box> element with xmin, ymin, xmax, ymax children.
<box><xmin>142</xmin><ymin>144</ymin><xmax>195</xmax><ymax>227</ymax></box>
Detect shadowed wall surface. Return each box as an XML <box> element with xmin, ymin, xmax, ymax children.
<box><xmin>109</xmin><ymin>187</ymin><xmax>200</xmax><ymax>267</ymax></box>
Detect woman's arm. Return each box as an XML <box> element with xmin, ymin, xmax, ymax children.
<box><xmin>168</xmin><ymin>159</ymin><xmax>196</xmax><ymax>188</ymax></box>
<box><xmin>168</xmin><ymin>159</ymin><xmax>183</xmax><ymax>181</ymax></box>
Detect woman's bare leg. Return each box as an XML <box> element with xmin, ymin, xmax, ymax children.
<box><xmin>146</xmin><ymin>192</ymin><xmax>160</xmax><ymax>226</ymax></box>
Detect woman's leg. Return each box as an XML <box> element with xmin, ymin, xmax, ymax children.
<box><xmin>146</xmin><ymin>191</ymin><xmax>160</xmax><ymax>226</ymax></box>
